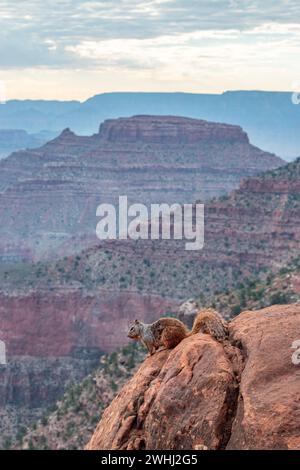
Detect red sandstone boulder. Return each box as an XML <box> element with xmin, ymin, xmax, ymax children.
<box><xmin>227</xmin><ymin>304</ymin><xmax>300</xmax><ymax>450</ymax></box>
<box><xmin>86</xmin><ymin>304</ymin><xmax>300</xmax><ymax>450</ymax></box>
<box><xmin>86</xmin><ymin>334</ymin><xmax>241</xmax><ymax>450</ymax></box>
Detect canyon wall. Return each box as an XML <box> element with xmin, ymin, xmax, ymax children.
<box><xmin>0</xmin><ymin>287</ymin><xmax>176</xmax><ymax>447</ymax></box>
<box><xmin>0</xmin><ymin>117</ymin><xmax>296</xmax><ymax>448</ymax></box>
<box><xmin>0</xmin><ymin>116</ymin><xmax>283</xmax><ymax>261</ymax></box>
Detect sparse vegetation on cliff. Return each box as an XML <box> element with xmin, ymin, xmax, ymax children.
<box><xmin>17</xmin><ymin>342</ymin><xmax>145</xmax><ymax>450</ymax></box>
<box><xmin>1</xmin><ymin>156</ymin><xmax>300</xmax><ymax>451</ymax></box>
<box><xmin>197</xmin><ymin>256</ymin><xmax>300</xmax><ymax>320</ymax></box>
<box><xmin>14</xmin><ymin>255</ymin><xmax>300</xmax><ymax>450</ymax></box>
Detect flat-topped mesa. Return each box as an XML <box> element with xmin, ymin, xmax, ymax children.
<box><xmin>98</xmin><ymin>115</ymin><xmax>250</xmax><ymax>144</ymax></box>
<box><xmin>0</xmin><ymin>114</ymin><xmax>284</xmax><ymax>261</ymax></box>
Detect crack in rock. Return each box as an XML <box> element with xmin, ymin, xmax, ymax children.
<box><xmin>216</xmin><ymin>338</ymin><xmax>247</xmax><ymax>449</ymax></box>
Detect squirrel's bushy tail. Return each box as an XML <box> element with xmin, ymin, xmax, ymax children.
<box><xmin>189</xmin><ymin>308</ymin><xmax>228</xmax><ymax>341</ymax></box>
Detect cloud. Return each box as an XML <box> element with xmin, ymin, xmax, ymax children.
<box><xmin>0</xmin><ymin>0</ymin><xmax>300</xmax><ymax>98</ymax></box>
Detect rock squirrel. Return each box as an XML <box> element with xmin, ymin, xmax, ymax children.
<box><xmin>127</xmin><ymin>308</ymin><xmax>228</xmax><ymax>355</ymax></box>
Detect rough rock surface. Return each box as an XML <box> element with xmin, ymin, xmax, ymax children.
<box><xmin>227</xmin><ymin>304</ymin><xmax>300</xmax><ymax>449</ymax></box>
<box><xmin>86</xmin><ymin>304</ymin><xmax>300</xmax><ymax>450</ymax></box>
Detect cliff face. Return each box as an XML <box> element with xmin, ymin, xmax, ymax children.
<box><xmin>0</xmin><ymin>159</ymin><xmax>300</xmax><ymax>444</ymax></box>
<box><xmin>0</xmin><ymin>116</ymin><xmax>283</xmax><ymax>261</ymax></box>
<box><xmin>86</xmin><ymin>304</ymin><xmax>300</xmax><ymax>450</ymax></box>
<box><xmin>0</xmin><ymin>123</ymin><xmax>296</xmax><ymax>448</ymax></box>
<box><xmin>0</xmin><ymin>289</ymin><xmax>177</xmax><ymax>357</ymax></box>
<box><xmin>17</xmin><ymin>343</ymin><xmax>146</xmax><ymax>450</ymax></box>
<box><xmin>6</xmin><ymin>260</ymin><xmax>299</xmax><ymax>450</ymax></box>
<box><xmin>11</xmin><ymin>158</ymin><xmax>298</xmax><ymax>303</ymax></box>
<box><xmin>0</xmin><ymin>288</ymin><xmax>176</xmax><ymax>448</ymax></box>
<box><xmin>98</xmin><ymin>115</ymin><xmax>250</xmax><ymax>144</ymax></box>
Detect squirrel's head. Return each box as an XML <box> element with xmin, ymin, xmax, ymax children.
<box><xmin>127</xmin><ymin>319</ymin><xmax>141</xmax><ymax>339</ymax></box>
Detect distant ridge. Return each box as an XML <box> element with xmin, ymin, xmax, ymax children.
<box><xmin>0</xmin><ymin>91</ymin><xmax>299</xmax><ymax>159</ymax></box>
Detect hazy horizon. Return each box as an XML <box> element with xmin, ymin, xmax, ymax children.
<box><xmin>2</xmin><ymin>89</ymin><xmax>295</xmax><ymax>103</ymax></box>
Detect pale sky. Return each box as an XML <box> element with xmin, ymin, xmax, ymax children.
<box><xmin>1</xmin><ymin>0</ymin><xmax>300</xmax><ymax>101</ymax></box>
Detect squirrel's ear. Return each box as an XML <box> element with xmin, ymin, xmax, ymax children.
<box><xmin>134</xmin><ymin>319</ymin><xmax>139</xmax><ymax>323</ymax></box>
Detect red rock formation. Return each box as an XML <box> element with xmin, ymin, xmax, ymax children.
<box><xmin>0</xmin><ymin>116</ymin><xmax>283</xmax><ymax>261</ymax></box>
<box><xmin>99</xmin><ymin>115</ymin><xmax>250</xmax><ymax>144</ymax></box>
<box><xmin>0</xmin><ymin>157</ymin><xmax>298</xmax><ymax>419</ymax></box>
<box><xmin>86</xmin><ymin>304</ymin><xmax>300</xmax><ymax>450</ymax></box>
<box><xmin>0</xmin><ymin>287</ymin><xmax>177</xmax><ymax>445</ymax></box>
<box><xmin>227</xmin><ymin>304</ymin><xmax>300</xmax><ymax>449</ymax></box>
<box><xmin>0</xmin><ymin>123</ymin><xmax>296</xmax><ymax>448</ymax></box>
<box><xmin>0</xmin><ymin>289</ymin><xmax>177</xmax><ymax>356</ymax></box>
